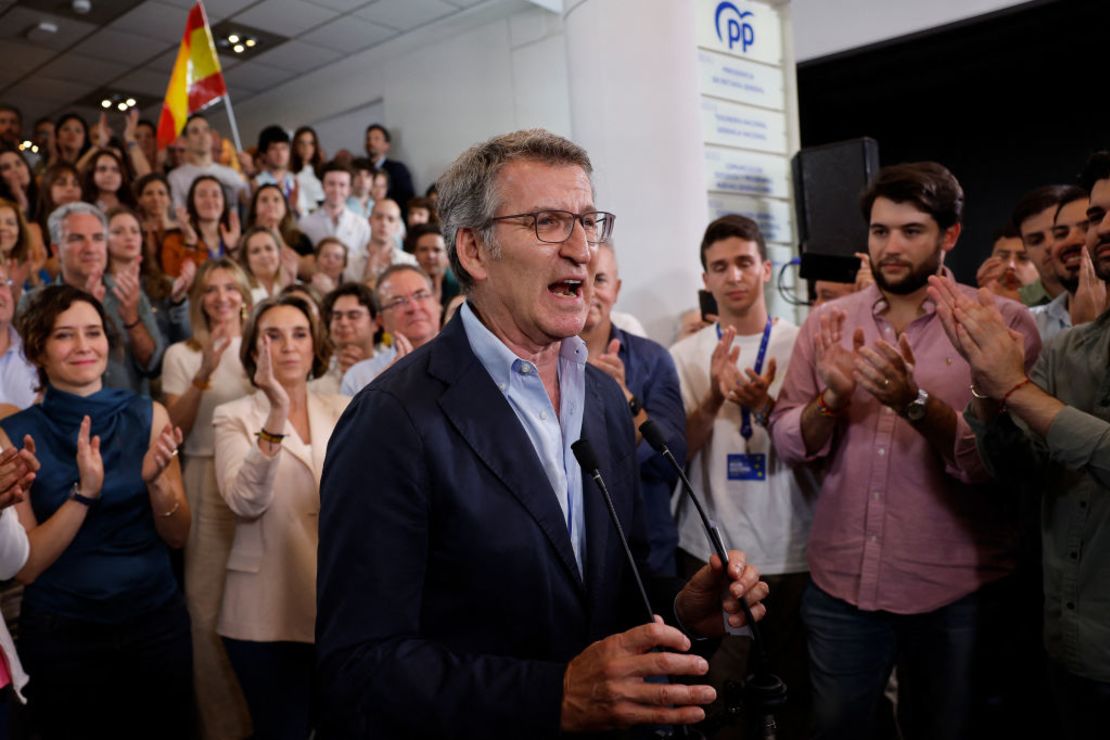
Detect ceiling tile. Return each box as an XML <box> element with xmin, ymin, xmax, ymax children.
<box><xmin>232</xmin><ymin>0</ymin><xmax>338</xmax><ymax>36</ymax></box>
<box><xmin>355</xmin><ymin>0</ymin><xmax>456</xmax><ymax>31</ymax></box>
<box><xmin>74</xmin><ymin>28</ymin><xmax>172</xmax><ymax>64</ymax></box>
<box><xmin>110</xmin><ymin>2</ymin><xmax>195</xmax><ymax>44</ymax></box>
<box><xmin>301</xmin><ymin>14</ymin><xmax>395</xmax><ymax>53</ymax></box>
<box><xmin>305</xmin><ymin>0</ymin><xmax>375</xmax><ymax>11</ymax></box>
<box><xmin>249</xmin><ymin>39</ymin><xmax>342</xmax><ymax>72</ymax></box>
<box><xmin>115</xmin><ymin>68</ymin><xmax>177</xmax><ymax>97</ymax></box>
<box><xmin>0</xmin><ymin>7</ymin><xmax>98</xmax><ymax>50</ymax></box>
<box><xmin>200</xmin><ymin>0</ymin><xmax>259</xmax><ymax>22</ymax></box>
<box><xmin>4</xmin><ymin>76</ymin><xmax>92</xmax><ymax>104</ymax></box>
<box><xmin>37</xmin><ymin>53</ymin><xmax>130</xmax><ymax>86</ymax></box>
<box><xmin>223</xmin><ymin>61</ymin><xmax>294</xmax><ymax>93</ymax></box>
<box><xmin>0</xmin><ymin>39</ymin><xmax>57</xmax><ymax>76</ymax></box>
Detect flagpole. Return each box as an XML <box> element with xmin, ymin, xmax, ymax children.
<box><xmin>222</xmin><ymin>93</ymin><xmax>244</xmax><ymax>154</ymax></box>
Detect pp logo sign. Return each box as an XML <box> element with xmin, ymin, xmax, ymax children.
<box><xmin>715</xmin><ymin>1</ymin><xmax>755</xmax><ymax>53</ymax></box>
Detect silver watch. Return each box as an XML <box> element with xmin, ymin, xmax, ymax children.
<box><xmin>904</xmin><ymin>388</ymin><xmax>929</xmax><ymax>421</ymax></box>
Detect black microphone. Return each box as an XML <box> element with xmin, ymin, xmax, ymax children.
<box><xmin>638</xmin><ymin>419</ymin><xmax>768</xmax><ymax>665</ymax></box>
<box><xmin>571</xmin><ymin>438</ymin><xmax>655</xmax><ymax>626</ymax></box>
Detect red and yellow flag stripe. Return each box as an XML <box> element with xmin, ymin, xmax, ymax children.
<box><xmin>157</xmin><ymin>2</ymin><xmax>227</xmax><ymax>149</ymax></box>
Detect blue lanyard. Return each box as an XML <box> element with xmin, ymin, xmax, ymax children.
<box><xmin>717</xmin><ymin>318</ymin><xmax>773</xmax><ymax>441</ymax></box>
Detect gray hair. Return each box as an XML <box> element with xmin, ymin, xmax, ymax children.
<box><xmin>375</xmin><ymin>263</ymin><xmax>433</xmax><ymax>305</ymax></box>
<box><xmin>436</xmin><ymin>129</ymin><xmax>593</xmax><ymax>293</ymax></box>
<box><xmin>48</xmin><ymin>202</ymin><xmax>107</xmax><ymax>246</ymax></box>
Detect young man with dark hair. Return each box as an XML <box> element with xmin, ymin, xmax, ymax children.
<box><xmin>299</xmin><ymin>162</ymin><xmax>370</xmax><ymax>282</ymax></box>
<box><xmin>672</xmin><ymin>213</ymin><xmax>817</xmax><ymax>737</ymax></box>
<box><xmin>365</xmin><ymin>123</ymin><xmax>414</xmax><ymax>218</ymax></box>
<box><xmin>977</xmin><ymin>223</ymin><xmax>1038</xmax><ymax>303</ymax></box>
<box><xmin>347</xmin><ymin>157</ymin><xmax>375</xmax><ymax>219</ymax></box>
<box><xmin>312</xmin><ymin>282</ymin><xmax>378</xmax><ymax>395</ymax></box>
<box><xmin>1028</xmin><ymin>187</ymin><xmax>1091</xmax><ymax>341</ymax></box>
<box><xmin>253</xmin><ymin>125</ymin><xmax>298</xmax><ymax>211</ymax></box>
<box><xmin>934</xmin><ymin>149</ymin><xmax>1110</xmax><ymax>739</ymax></box>
<box><xmin>0</xmin><ymin>104</ymin><xmax>21</xmax><ymax>149</ymax></box>
<box><xmin>1013</xmin><ymin>185</ymin><xmax>1079</xmax><ymax>306</ymax></box>
<box><xmin>771</xmin><ymin>162</ymin><xmax>1041</xmax><ymax>738</ymax></box>
<box><xmin>167</xmin><ymin>114</ymin><xmax>248</xmax><ymax>208</ymax></box>
<box><xmin>409</xmin><ymin>223</ymin><xmax>458</xmax><ymax>307</ymax></box>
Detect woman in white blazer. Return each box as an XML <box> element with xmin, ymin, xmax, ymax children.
<box><xmin>213</xmin><ymin>294</ymin><xmax>348</xmax><ymax>740</ymax></box>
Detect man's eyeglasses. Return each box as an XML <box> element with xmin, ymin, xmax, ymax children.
<box><xmin>380</xmin><ymin>289</ymin><xmax>435</xmax><ymax>312</ymax></box>
<box><xmin>488</xmin><ymin>210</ymin><xmax>615</xmax><ymax>245</ymax></box>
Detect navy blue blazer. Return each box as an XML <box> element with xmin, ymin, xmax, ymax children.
<box><xmin>317</xmin><ymin>313</ymin><xmax>676</xmax><ymax>738</ymax></box>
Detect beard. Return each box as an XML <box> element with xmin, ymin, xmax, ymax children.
<box><xmin>871</xmin><ymin>244</ymin><xmax>943</xmax><ymax>296</ymax></box>
<box><xmin>1092</xmin><ymin>236</ymin><xmax>1110</xmax><ymax>282</ymax></box>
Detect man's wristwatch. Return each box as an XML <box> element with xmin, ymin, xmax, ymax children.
<box><xmin>903</xmin><ymin>388</ymin><xmax>929</xmax><ymax>421</ymax></box>
<box><xmin>627</xmin><ymin>394</ymin><xmax>643</xmax><ymax>417</ymax></box>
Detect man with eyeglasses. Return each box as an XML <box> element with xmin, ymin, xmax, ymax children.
<box><xmin>340</xmin><ymin>264</ymin><xmax>440</xmax><ymax>395</ymax></box>
<box><xmin>311</xmin><ymin>283</ymin><xmax>379</xmax><ymax>395</ymax></box>
<box><xmin>318</xmin><ymin>129</ymin><xmax>767</xmax><ymax>737</ymax></box>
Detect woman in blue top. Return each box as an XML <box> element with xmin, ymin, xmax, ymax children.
<box><xmin>0</xmin><ymin>285</ymin><xmax>193</xmax><ymax>740</ymax></box>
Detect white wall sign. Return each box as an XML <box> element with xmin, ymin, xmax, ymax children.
<box><xmin>700</xmin><ymin>98</ymin><xmax>787</xmax><ymax>154</ymax></box>
<box><xmin>707</xmin><ymin>192</ymin><xmax>794</xmax><ymax>245</ymax></box>
<box><xmin>704</xmin><ymin>146</ymin><xmax>790</xmax><ymax>199</ymax></box>
<box><xmin>695</xmin><ymin>0</ymin><xmax>783</xmax><ymax>66</ymax></box>
<box><xmin>698</xmin><ymin>49</ymin><xmax>785</xmax><ymax>111</ymax></box>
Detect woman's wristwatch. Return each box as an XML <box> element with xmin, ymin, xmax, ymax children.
<box><xmin>70</xmin><ymin>481</ymin><xmax>98</xmax><ymax>506</ymax></box>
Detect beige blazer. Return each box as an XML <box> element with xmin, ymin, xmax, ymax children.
<box><xmin>212</xmin><ymin>389</ymin><xmax>349</xmax><ymax>644</ymax></box>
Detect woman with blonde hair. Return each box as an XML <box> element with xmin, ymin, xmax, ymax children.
<box><xmin>238</xmin><ymin>225</ymin><xmax>293</xmax><ymax>305</ymax></box>
<box><xmin>214</xmin><ymin>294</ymin><xmax>346</xmax><ymax>738</ymax></box>
<box><xmin>162</xmin><ymin>257</ymin><xmax>254</xmax><ymax>739</ymax></box>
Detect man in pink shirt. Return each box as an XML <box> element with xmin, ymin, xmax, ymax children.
<box><xmin>769</xmin><ymin>162</ymin><xmax>1041</xmax><ymax>739</ymax></box>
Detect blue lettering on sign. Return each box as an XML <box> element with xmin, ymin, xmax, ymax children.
<box><xmin>715</xmin><ymin>2</ymin><xmax>755</xmax><ymax>53</ymax></box>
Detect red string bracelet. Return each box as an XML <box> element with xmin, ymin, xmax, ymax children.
<box><xmin>999</xmin><ymin>378</ymin><xmax>1031</xmax><ymax>412</ymax></box>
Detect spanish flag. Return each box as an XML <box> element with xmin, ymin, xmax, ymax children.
<box><xmin>156</xmin><ymin>1</ymin><xmax>227</xmax><ymax>149</ymax></box>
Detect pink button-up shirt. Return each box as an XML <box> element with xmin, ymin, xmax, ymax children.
<box><xmin>770</xmin><ymin>282</ymin><xmax>1041</xmax><ymax>614</ymax></box>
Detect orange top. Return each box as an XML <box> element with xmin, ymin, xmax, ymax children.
<box><xmin>161</xmin><ymin>231</ymin><xmax>220</xmax><ymax>277</ymax></box>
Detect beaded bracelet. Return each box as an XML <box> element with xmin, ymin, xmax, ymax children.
<box><xmin>255</xmin><ymin>428</ymin><xmax>286</xmax><ymax>445</ymax></box>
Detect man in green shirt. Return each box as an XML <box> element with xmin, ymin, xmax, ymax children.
<box><xmin>928</xmin><ymin>151</ymin><xmax>1110</xmax><ymax>740</ymax></box>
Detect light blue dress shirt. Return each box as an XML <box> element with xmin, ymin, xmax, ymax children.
<box><xmin>460</xmin><ymin>302</ymin><xmax>588</xmax><ymax>575</ymax></box>
<box><xmin>340</xmin><ymin>344</ymin><xmax>397</xmax><ymax>396</ymax></box>
<box><xmin>0</xmin><ymin>327</ymin><xmax>38</xmax><ymax>409</ymax></box>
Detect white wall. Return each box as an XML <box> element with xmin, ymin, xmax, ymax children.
<box><xmin>235</xmin><ymin>1</ymin><xmax>571</xmax><ymax>195</ymax></box>
<box><xmin>790</xmin><ymin>0</ymin><xmax>1030</xmax><ymax>61</ymax></box>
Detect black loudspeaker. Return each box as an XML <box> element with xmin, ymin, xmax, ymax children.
<box><xmin>792</xmin><ymin>137</ymin><xmax>880</xmax><ymax>283</ymax></box>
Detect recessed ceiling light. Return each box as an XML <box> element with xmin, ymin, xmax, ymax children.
<box><xmin>233</xmin><ymin>43</ymin><xmax>244</xmax><ymax>53</ymax></box>
<box><xmin>125</xmin><ymin>98</ymin><xmax>136</xmax><ymax>107</ymax></box>
<box><xmin>116</xmin><ymin>102</ymin><xmax>127</xmax><ymax>111</ymax></box>
<box><xmin>245</xmin><ymin>39</ymin><xmax>256</xmax><ymax>48</ymax></box>
<box><xmin>101</xmin><ymin>99</ymin><xmax>111</xmax><ymax>108</ymax></box>
<box><xmin>228</xmin><ymin>34</ymin><xmax>239</xmax><ymax>43</ymax></box>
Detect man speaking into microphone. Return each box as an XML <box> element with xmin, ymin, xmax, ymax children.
<box><xmin>317</xmin><ymin>129</ymin><xmax>767</xmax><ymax>737</ymax></box>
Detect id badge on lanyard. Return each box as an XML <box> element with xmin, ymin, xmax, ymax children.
<box><xmin>718</xmin><ymin>319</ymin><xmax>772</xmax><ymax>482</ymax></box>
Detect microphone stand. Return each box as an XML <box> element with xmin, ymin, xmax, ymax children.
<box><xmin>639</xmin><ymin>420</ymin><xmax>787</xmax><ymax>739</ymax></box>
<box><xmin>572</xmin><ymin>439</ymin><xmax>706</xmax><ymax>740</ymax></box>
